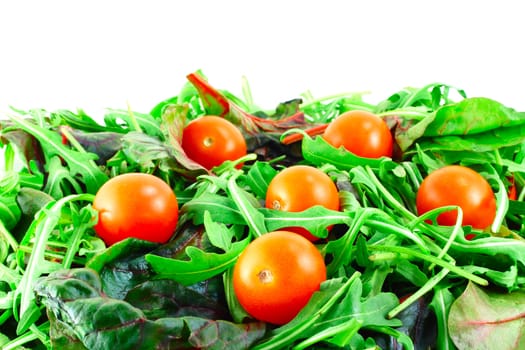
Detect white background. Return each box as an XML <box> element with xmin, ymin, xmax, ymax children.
<box><xmin>1</xmin><ymin>0</ymin><xmax>524</xmax><ymax>118</ymax></box>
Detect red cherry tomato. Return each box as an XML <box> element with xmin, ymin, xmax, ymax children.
<box><xmin>323</xmin><ymin>110</ymin><xmax>393</xmax><ymax>158</ymax></box>
<box><xmin>416</xmin><ymin>165</ymin><xmax>496</xmax><ymax>229</ymax></box>
<box><xmin>93</xmin><ymin>173</ymin><xmax>179</xmax><ymax>245</ymax></box>
<box><xmin>181</xmin><ymin>115</ymin><xmax>247</xmax><ymax>170</ymax></box>
<box><xmin>265</xmin><ymin>165</ymin><xmax>340</xmax><ymax>241</ymax></box>
<box><xmin>233</xmin><ymin>230</ymin><xmax>327</xmax><ymax>325</ymax></box>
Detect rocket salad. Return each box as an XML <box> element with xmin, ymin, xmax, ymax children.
<box><xmin>1</xmin><ymin>71</ymin><xmax>524</xmax><ymax>349</ymax></box>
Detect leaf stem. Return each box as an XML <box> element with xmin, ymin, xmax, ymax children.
<box><xmin>365</xmin><ymin>166</ymin><xmax>416</xmax><ymax>222</ymax></box>
<box><xmin>367</xmin><ymin>245</ymin><xmax>488</xmax><ymax>286</ymax></box>
<box><xmin>388</xmin><ymin>267</ymin><xmax>450</xmax><ymax>318</ymax></box>
<box><xmin>253</xmin><ymin>272</ymin><xmax>361</xmax><ymax>350</ymax></box>
<box><xmin>127</xmin><ymin>101</ymin><xmax>143</xmax><ymax>132</ymax></box>
<box><xmin>0</xmin><ymin>219</ymin><xmax>19</xmax><ymax>252</ymax></box>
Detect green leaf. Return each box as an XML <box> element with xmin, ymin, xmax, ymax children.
<box><xmin>0</xmin><ymin>190</ymin><xmax>21</xmax><ymax>231</ymax></box>
<box><xmin>429</xmin><ymin>287</ymin><xmax>456</xmax><ymax>350</ymax></box>
<box><xmin>203</xmin><ymin>211</ymin><xmax>234</xmax><ymax>251</ymax></box>
<box><xmin>424</xmin><ymin>97</ymin><xmax>525</xmax><ymax>137</ymax></box>
<box><xmin>43</xmin><ymin>156</ymin><xmax>84</xmax><ymax>198</ymax></box>
<box><xmin>417</xmin><ymin>124</ymin><xmax>525</xmax><ymax>152</ymax></box>
<box><xmin>302</xmin><ymin>135</ymin><xmax>385</xmax><ymax>171</ymax></box>
<box><xmin>120</xmin><ymin>131</ymin><xmax>206</xmax><ymax>178</ymax></box>
<box><xmin>394</xmin><ymin>259</ymin><xmax>429</xmax><ymax>287</ymax></box>
<box><xmin>261</xmin><ymin>205</ymin><xmax>348</xmax><ymax>239</ymax></box>
<box><xmin>86</xmin><ymin>238</ymin><xmax>158</xmax><ymax>299</ymax></box>
<box><xmin>34</xmin><ymin>268</ymin><xmax>266</xmax><ymax>350</ymax></box>
<box><xmin>103</xmin><ymin>108</ymin><xmax>163</xmax><ymax>138</ymax></box>
<box><xmin>244</xmin><ymin>161</ymin><xmax>277</xmax><ymax>198</ymax></box>
<box><xmin>180</xmin><ymin>192</ymin><xmax>245</xmax><ymax>226</ymax></box>
<box><xmin>14</xmin><ymin>193</ymin><xmax>94</xmax><ymax>327</ymax></box>
<box><xmin>254</xmin><ymin>274</ymin><xmax>402</xmax><ymax>349</ymax></box>
<box><xmin>448</xmin><ymin>282</ymin><xmax>525</xmax><ymax>350</ymax></box>
<box><xmin>124</xmin><ymin>279</ymin><xmax>230</xmax><ymax>320</ymax></box>
<box><xmin>146</xmin><ymin>237</ymin><xmax>249</xmax><ymax>286</ymax></box>
<box><xmin>7</xmin><ymin>113</ymin><xmax>108</xmax><ymax>194</ymax></box>
<box><xmin>15</xmin><ymin>300</ymin><xmax>42</xmax><ymax>335</ymax></box>
<box><xmin>227</xmin><ymin>175</ymin><xmax>267</xmax><ymax>238</ymax></box>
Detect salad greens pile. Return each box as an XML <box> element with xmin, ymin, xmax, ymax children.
<box><xmin>1</xmin><ymin>71</ymin><xmax>524</xmax><ymax>350</ymax></box>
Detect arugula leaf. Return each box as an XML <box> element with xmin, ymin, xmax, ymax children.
<box><xmin>146</xmin><ymin>234</ymin><xmax>249</xmax><ymax>286</ymax></box>
<box><xmin>7</xmin><ymin>113</ymin><xmax>108</xmax><ymax>194</ymax></box>
<box><xmin>302</xmin><ymin>134</ymin><xmax>385</xmax><ymax>170</ymax></box>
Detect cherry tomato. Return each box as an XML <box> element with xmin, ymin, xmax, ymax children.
<box><xmin>265</xmin><ymin>165</ymin><xmax>340</xmax><ymax>241</ymax></box>
<box><xmin>416</xmin><ymin>165</ymin><xmax>496</xmax><ymax>229</ymax></box>
<box><xmin>233</xmin><ymin>230</ymin><xmax>326</xmax><ymax>325</ymax></box>
<box><xmin>181</xmin><ymin>115</ymin><xmax>247</xmax><ymax>170</ymax></box>
<box><xmin>93</xmin><ymin>173</ymin><xmax>179</xmax><ymax>245</ymax></box>
<box><xmin>323</xmin><ymin>110</ymin><xmax>393</xmax><ymax>158</ymax></box>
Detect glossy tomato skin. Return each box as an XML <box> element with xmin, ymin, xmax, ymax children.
<box><xmin>323</xmin><ymin>110</ymin><xmax>393</xmax><ymax>158</ymax></box>
<box><xmin>181</xmin><ymin>115</ymin><xmax>247</xmax><ymax>170</ymax></box>
<box><xmin>233</xmin><ymin>230</ymin><xmax>327</xmax><ymax>325</ymax></box>
<box><xmin>93</xmin><ymin>173</ymin><xmax>179</xmax><ymax>245</ymax></box>
<box><xmin>265</xmin><ymin>165</ymin><xmax>340</xmax><ymax>241</ymax></box>
<box><xmin>416</xmin><ymin>165</ymin><xmax>496</xmax><ymax>229</ymax></box>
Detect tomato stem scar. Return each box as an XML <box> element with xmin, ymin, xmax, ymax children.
<box><xmin>257</xmin><ymin>269</ymin><xmax>273</xmax><ymax>284</ymax></box>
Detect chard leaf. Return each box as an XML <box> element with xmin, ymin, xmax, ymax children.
<box><xmin>0</xmin><ymin>126</ymin><xmax>45</xmax><ymax>171</ymax></box>
<box><xmin>34</xmin><ymin>268</ymin><xmax>265</xmax><ymax>350</ymax></box>
<box><xmin>86</xmin><ymin>238</ymin><xmax>159</xmax><ymax>300</ymax></box>
<box><xmin>63</xmin><ymin>126</ymin><xmax>123</xmax><ymax>164</ymax></box>
<box><xmin>120</xmin><ymin>131</ymin><xmax>206</xmax><ymax>178</ymax></box>
<box><xmin>124</xmin><ymin>279</ymin><xmax>229</xmax><ymax>320</ymax></box>
<box><xmin>448</xmin><ymin>282</ymin><xmax>525</xmax><ymax>350</ymax></box>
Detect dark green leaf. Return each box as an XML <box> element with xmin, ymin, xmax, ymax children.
<box><xmin>86</xmin><ymin>238</ymin><xmax>158</xmax><ymax>299</ymax></box>
<box><xmin>124</xmin><ymin>279</ymin><xmax>229</xmax><ymax>320</ymax></box>
<box><xmin>34</xmin><ymin>268</ymin><xmax>265</xmax><ymax>350</ymax></box>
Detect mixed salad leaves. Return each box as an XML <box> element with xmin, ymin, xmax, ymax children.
<box><xmin>1</xmin><ymin>71</ymin><xmax>524</xmax><ymax>349</ymax></box>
